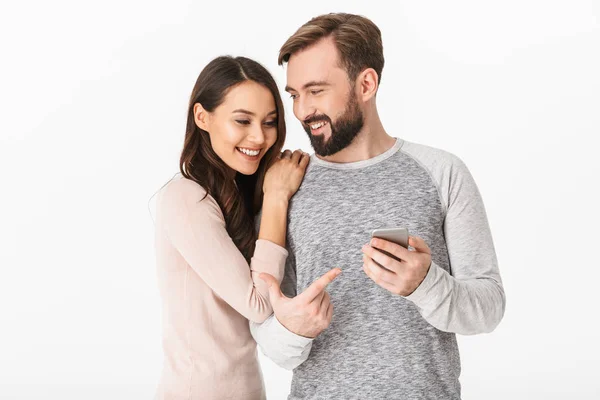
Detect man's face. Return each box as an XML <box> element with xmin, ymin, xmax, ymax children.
<box><xmin>285</xmin><ymin>37</ymin><xmax>364</xmax><ymax>157</ymax></box>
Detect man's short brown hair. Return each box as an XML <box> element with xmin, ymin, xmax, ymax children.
<box><xmin>279</xmin><ymin>13</ymin><xmax>384</xmax><ymax>85</ymax></box>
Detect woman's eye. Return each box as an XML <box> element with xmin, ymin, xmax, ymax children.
<box><xmin>236</xmin><ymin>120</ymin><xmax>251</xmax><ymax>125</ymax></box>
<box><xmin>264</xmin><ymin>120</ymin><xmax>277</xmax><ymax>127</ymax></box>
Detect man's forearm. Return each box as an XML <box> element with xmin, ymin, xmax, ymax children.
<box><xmin>250</xmin><ymin>314</ymin><xmax>313</xmax><ymax>370</ymax></box>
<box><xmin>406</xmin><ymin>262</ymin><xmax>505</xmax><ymax>335</ymax></box>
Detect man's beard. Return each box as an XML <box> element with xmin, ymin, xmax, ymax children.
<box><xmin>303</xmin><ymin>91</ymin><xmax>364</xmax><ymax>157</ymax></box>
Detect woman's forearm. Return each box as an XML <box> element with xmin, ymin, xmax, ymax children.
<box><xmin>258</xmin><ymin>194</ymin><xmax>289</xmax><ymax>248</ymax></box>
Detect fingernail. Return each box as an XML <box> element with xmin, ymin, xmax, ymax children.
<box><xmin>371</xmin><ymin>239</ymin><xmax>378</xmax><ymax>246</ymax></box>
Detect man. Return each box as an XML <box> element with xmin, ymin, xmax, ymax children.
<box><xmin>252</xmin><ymin>13</ymin><xmax>505</xmax><ymax>400</ymax></box>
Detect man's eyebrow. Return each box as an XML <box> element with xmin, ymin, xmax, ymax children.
<box><xmin>285</xmin><ymin>81</ymin><xmax>330</xmax><ymax>93</ymax></box>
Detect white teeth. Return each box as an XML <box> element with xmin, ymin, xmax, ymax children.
<box><xmin>310</xmin><ymin>122</ymin><xmax>326</xmax><ymax>130</ymax></box>
<box><xmin>238</xmin><ymin>147</ymin><xmax>260</xmax><ymax>156</ymax></box>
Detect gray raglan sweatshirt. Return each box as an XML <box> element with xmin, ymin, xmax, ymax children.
<box><xmin>251</xmin><ymin>138</ymin><xmax>505</xmax><ymax>400</ymax></box>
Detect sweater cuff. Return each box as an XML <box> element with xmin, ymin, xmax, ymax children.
<box><xmin>404</xmin><ymin>260</ymin><xmax>444</xmax><ymax>308</ymax></box>
<box><xmin>272</xmin><ymin>315</ymin><xmax>314</xmax><ymax>348</ymax></box>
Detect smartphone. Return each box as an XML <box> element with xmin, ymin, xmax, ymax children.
<box><xmin>371</xmin><ymin>228</ymin><xmax>409</xmax><ymax>249</ymax></box>
<box><xmin>371</xmin><ymin>228</ymin><xmax>409</xmax><ymax>264</ymax></box>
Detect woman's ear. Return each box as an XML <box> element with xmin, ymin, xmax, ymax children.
<box><xmin>193</xmin><ymin>103</ymin><xmax>210</xmax><ymax>131</ymax></box>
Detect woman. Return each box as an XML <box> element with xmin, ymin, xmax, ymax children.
<box><xmin>154</xmin><ymin>56</ymin><xmax>308</xmax><ymax>399</ymax></box>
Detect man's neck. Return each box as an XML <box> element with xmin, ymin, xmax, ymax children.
<box><xmin>316</xmin><ymin>115</ymin><xmax>396</xmax><ymax>164</ymax></box>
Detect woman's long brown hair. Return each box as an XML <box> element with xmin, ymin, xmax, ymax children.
<box><xmin>179</xmin><ymin>56</ymin><xmax>286</xmax><ymax>262</ymax></box>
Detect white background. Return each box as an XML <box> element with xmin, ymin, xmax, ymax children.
<box><xmin>1</xmin><ymin>0</ymin><xmax>599</xmax><ymax>399</ymax></box>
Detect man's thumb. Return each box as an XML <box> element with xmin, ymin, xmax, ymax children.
<box><xmin>259</xmin><ymin>272</ymin><xmax>283</xmax><ymax>302</ymax></box>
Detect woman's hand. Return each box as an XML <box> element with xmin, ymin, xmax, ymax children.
<box><xmin>263</xmin><ymin>149</ymin><xmax>310</xmax><ymax>201</ymax></box>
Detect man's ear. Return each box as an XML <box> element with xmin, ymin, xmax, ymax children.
<box><xmin>193</xmin><ymin>103</ymin><xmax>210</xmax><ymax>131</ymax></box>
<box><xmin>357</xmin><ymin>68</ymin><xmax>379</xmax><ymax>102</ymax></box>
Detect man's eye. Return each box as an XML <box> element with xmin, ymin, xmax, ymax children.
<box><xmin>310</xmin><ymin>90</ymin><xmax>323</xmax><ymax>95</ymax></box>
<box><xmin>236</xmin><ymin>120</ymin><xmax>251</xmax><ymax>125</ymax></box>
<box><xmin>289</xmin><ymin>94</ymin><xmax>298</xmax><ymax>100</ymax></box>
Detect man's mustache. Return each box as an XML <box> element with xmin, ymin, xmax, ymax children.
<box><xmin>303</xmin><ymin>115</ymin><xmax>331</xmax><ymax>125</ymax></box>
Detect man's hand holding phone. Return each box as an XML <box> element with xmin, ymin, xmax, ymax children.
<box><xmin>362</xmin><ymin>229</ymin><xmax>432</xmax><ymax>297</ymax></box>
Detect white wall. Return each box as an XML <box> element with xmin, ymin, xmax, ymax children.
<box><xmin>1</xmin><ymin>1</ymin><xmax>598</xmax><ymax>399</ymax></box>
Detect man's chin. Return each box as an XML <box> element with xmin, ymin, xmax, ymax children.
<box><xmin>311</xmin><ymin>141</ymin><xmax>343</xmax><ymax>157</ymax></box>
<box><xmin>308</xmin><ymin>135</ymin><xmax>329</xmax><ymax>156</ymax></box>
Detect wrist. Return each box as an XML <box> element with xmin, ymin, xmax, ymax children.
<box><xmin>263</xmin><ymin>191</ymin><xmax>290</xmax><ymax>206</ymax></box>
<box><xmin>272</xmin><ymin>315</ymin><xmax>315</xmax><ymax>345</ymax></box>
<box><xmin>276</xmin><ymin>315</ymin><xmax>314</xmax><ymax>339</ymax></box>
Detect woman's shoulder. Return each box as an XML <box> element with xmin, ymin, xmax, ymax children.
<box><xmin>160</xmin><ymin>174</ymin><xmax>208</xmax><ymax>198</ymax></box>
<box><xmin>157</xmin><ymin>174</ymin><xmax>219</xmax><ymax>214</ymax></box>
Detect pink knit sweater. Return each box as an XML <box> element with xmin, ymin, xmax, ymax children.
<box><xmin>153</xmin><ymin>176</ymin><xmax>287</xmax><ymax>399</ymax></box>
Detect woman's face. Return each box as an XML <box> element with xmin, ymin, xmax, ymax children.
<box><xmin>194</xmin><ymin>80</ymin><xmax>279</xmax><ymax>176</ymax></box>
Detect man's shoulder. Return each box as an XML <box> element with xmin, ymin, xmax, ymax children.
<box><xmin>400</xmin><ymin>139</ymin><xmax>464</xmax><ymax>170</ymax></box>
<box><xmin>400</xmin><ymin>140</ymin><xmax>478</xmax><ymax>211</ymax></box>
